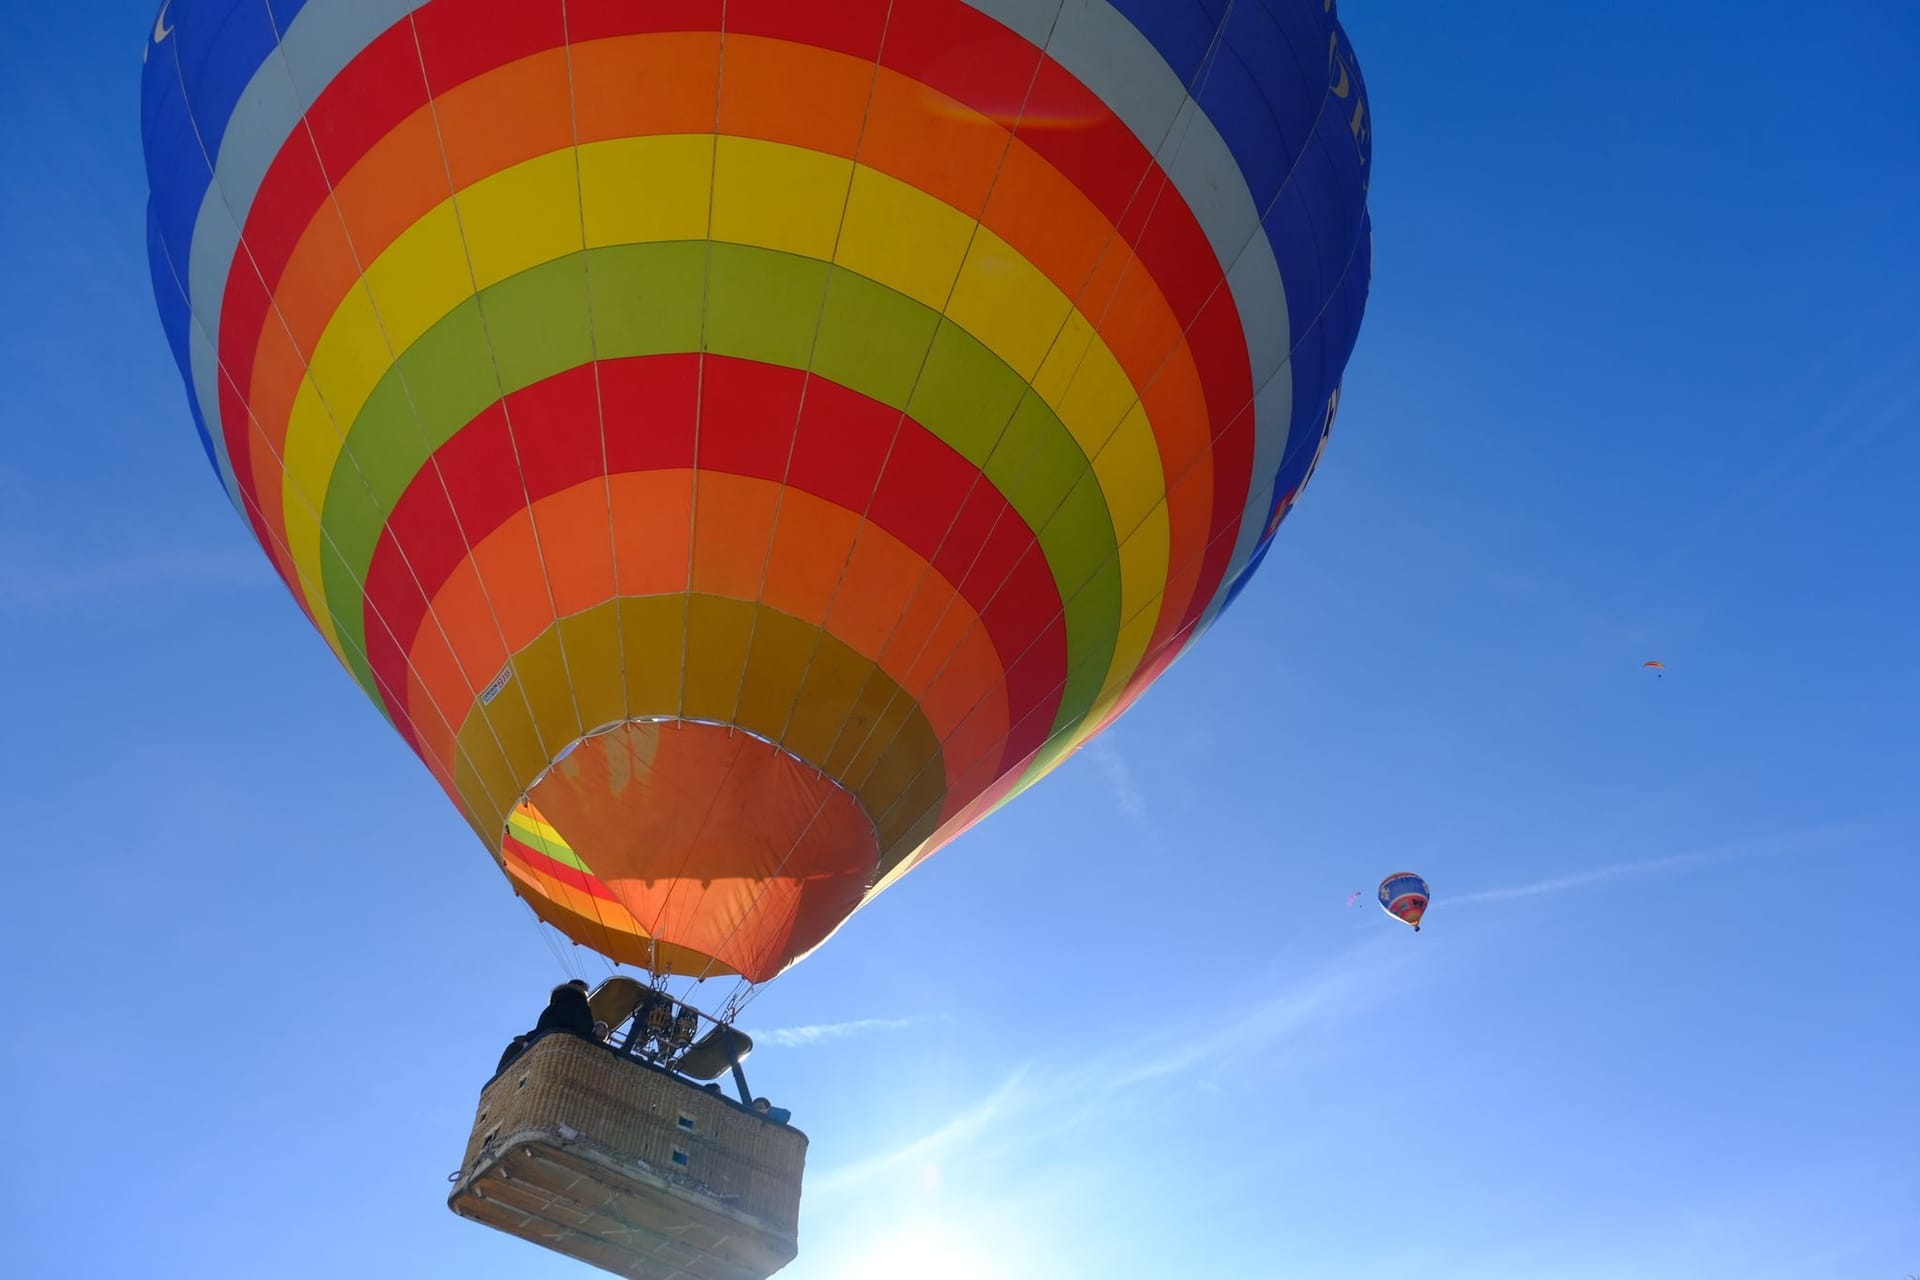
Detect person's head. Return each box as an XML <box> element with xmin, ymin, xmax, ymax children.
<box><xmin>592</xmin><ymin>1020</ymin><xmax>610</xmax><ymax>1041</ymax></box>
<box><xmin>752</xmin><ymin>1097</ymin><xmax>771</xmax><ymax>1114</ymax></box>
<box><xmin>551</xmin><ymin>980</ymin><xmax>588</xmax><ymax>1000</ymax></box>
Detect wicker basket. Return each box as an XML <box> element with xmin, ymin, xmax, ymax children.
<box><xmin>448</xmin><ymin>1034</ymin><xmax>808</xmax><ymax>1280</ymax></box>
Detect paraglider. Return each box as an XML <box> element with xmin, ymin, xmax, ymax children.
<box><xmin>1644</xmin><ymin>661</ymin><xmax>1666</xmax><ymax>677</ymax></box>
<box><xmin>1378</xmin><ymin>872</ymin><xmax>1431</xmax><ymax>932</ymax></box>
<box><xmin>140</xmin><ymin>0</ymin><xmax>1376</xmax><ymax>1276</ymax></box>
<box><xmin>1346</xmin><ymin>890</ymin><xmax>1364</xmax><ymax>908</ymax></box>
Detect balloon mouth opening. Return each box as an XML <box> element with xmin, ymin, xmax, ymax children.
<box><xmin>499</xmin><ymin>717</ymin><xmax>881</xmax><ymax>983</ymax></box>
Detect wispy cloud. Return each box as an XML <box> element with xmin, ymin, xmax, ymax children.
<box><xmin>1089</xmin><ymin>736</ymin><xmax>1147</xmax><ymax>823</ymax></box>
<box><xmin>1444</xmin><ymin>824</ymin><xmax>1864</xmax><ymax>908</ymax></box>
<box><xmin>0</xmin><ymin>546</ymin><xmax>265</xmax><ymax>607</ymax></box>
<box><xmin>810</xmin><ymin>1066</ymin><xmax>1034</xmax><ymax>1197</ymax></box>
<box><xmin>759</xmin><ymin>1014</ymin><xmax>947</xmax><ymax>1049</ymax></box>
<box><xmin>811</xmin><ymin>940</ymin><xmax>1409</xmax><ymax>1199</ymax></box>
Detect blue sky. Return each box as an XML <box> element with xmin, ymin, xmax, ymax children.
<box><xmin>3</xmin><ymin>3</ymin><xmax>1917</xmax><ymax>1278</ymax></box>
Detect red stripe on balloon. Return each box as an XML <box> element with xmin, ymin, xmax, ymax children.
<box><xmin>502</xmin><ymin>832</ymin><xmax>618</xmax><ymax>903</ymax></box>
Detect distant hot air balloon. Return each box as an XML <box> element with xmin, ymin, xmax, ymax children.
<box><xmin>142</xmin><ymin>0</ymin><xmax>1375</xmax><ymax>1274</ymax></box>
<box><xmin>1378</xmin><ymin>872</ymin><xmax>1430</xmax><ymax>931</ymax></box>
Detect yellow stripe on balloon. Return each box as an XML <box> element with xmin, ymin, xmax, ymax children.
<box><xmin>944</xmin><ymin>226</ymin><xmax>1068</xmax><ymax>384</ymax></box>
<box><xmin>835</xmin><ymin>165</ymin><xmax>974</xmax><ymax>310</ymax></box>
<box><xmin>507</xmin><ymin>805</ymin><xmax>570</xmax><ymax>852</ymax></box>
<box><xmin>461</xmin><ymin>150</ymin><xmax>584</xmax><ymax>291</ymax></box>
<box><xmin>712</xmin><ymin>135</ymin><xmax>851</xmax><ymax>260</ymax></box>
<box><xmin>360</xmin><ymin>202</ymin><xmax>470</xmax><ymax>351</ymax></box>
<box><xmin>579</xmin><ymin>134</ymin><xmax>714</xmax><ymax>247</ymax></box>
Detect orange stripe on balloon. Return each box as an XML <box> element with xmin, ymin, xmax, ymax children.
<box><xmin>435</xmin><ymin>47</ymin><xmax>574</xmax><ymax>191</ymax></box>
<box><xmin>570</xmin><ymin>31</ymin><xmax>722</xmax><ymax>141</ymax></box>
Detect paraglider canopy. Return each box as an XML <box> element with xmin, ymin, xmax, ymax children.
<box><xmin>1643</xmin><ymin>661</ymin><xmax>1666</xmax><ymax>677</ymax></box>
<box><xmin>1377</xmin><ymin>872</ymin><xmax>1431</xmax><ymax>931</ymax></box>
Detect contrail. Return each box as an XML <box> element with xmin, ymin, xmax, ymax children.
<box><xmin>1444</xmin><ymin>825</ymin><xmax>1865</xmax><ymax>908</ymax></box>
<box><xmin>759</xmin><ymin>1015</ymin><xmax>944</xmax><ymax>1049</ymax></box>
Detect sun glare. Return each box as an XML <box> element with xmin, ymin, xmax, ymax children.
<box><xmin>837</xmin><ymin>1219</ymin><xmax>1023</xmax><ymax>1280</ymax></box>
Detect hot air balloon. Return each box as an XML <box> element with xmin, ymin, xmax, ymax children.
<box><xmin>1378</xmin><ymin>872</ymin><xmax>1430</xmax><ymax>931</ymax></box>
<box><xmin>141</xmin><ymin>1</ymin><xmax>1374</xmax><ymax>1274</ymax></box>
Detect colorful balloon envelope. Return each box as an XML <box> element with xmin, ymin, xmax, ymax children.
<box><xmin>1377</xmin><ymin>872</ymin><xmax>1430</xmax><ymax>931</ymax></box>
<box><xmin>141</xmin><ymin>0</ymin><xmax>1374</xmax><ymax>985</ymax></box>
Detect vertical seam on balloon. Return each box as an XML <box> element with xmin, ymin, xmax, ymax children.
<box><xmin>240</xmin><ymin>0</ymin><xmax>525</xmax><ymax>843</ymax></box>
<box><xmin>763</xmin><ymin>3</ymin><xmax>1063</xmax><ymax>760</ymax></box>
<box><xmin>402</xmin><ymin>6</ymin><xmax>578</xmax><ymax>784</ymax></box>
<box><xmin>718</xmin><ymin>24</ymin><xmax>896</xmax><ymax>757</ymax></box>
<box><xmin>557</xmin><ymin>0</ymin><xmax>630</xmax><ymax>738</ymax></box>
<box><xmin>551</xmin><ymin>0</ymin><xmax>632</xmax><ymax>964</ymax></box>
<box><xmin>697</xmin><ymin>0</ymin><xmax>1085</xmax><ymax>985</ymax></box>
<box><xmin>628</xmin><ymin>3</ymin><xmax>736</xmax><ymax>977</ymax></box>
<box><xmin>677</xmin><ymin>5</ymin><xmax>733</xmax><ymax>735</ymax></box>
<box><xmin>251</xmin><ymin>0</ymin><xmax>533</xmax><ymax>855</ymax></box>
<box><xmin>691</xmin><ymin>7</ymin><xmax>733</xmax><ymax>729</ymax></box>
<box><xmin>680</xmin><ymin>5</ymin><xmax>911</xmax><ymax>987</ymax></box>
<box><xmin>815</xmin><ymin>1</ymin><xmax>1244</xmax><ymax>804</ymax></box>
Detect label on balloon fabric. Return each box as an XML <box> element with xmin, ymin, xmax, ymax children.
<box><xmin>480</xmin><ymin>667</ymin><xmax>512</xmax><ymax>707</ymax></box>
